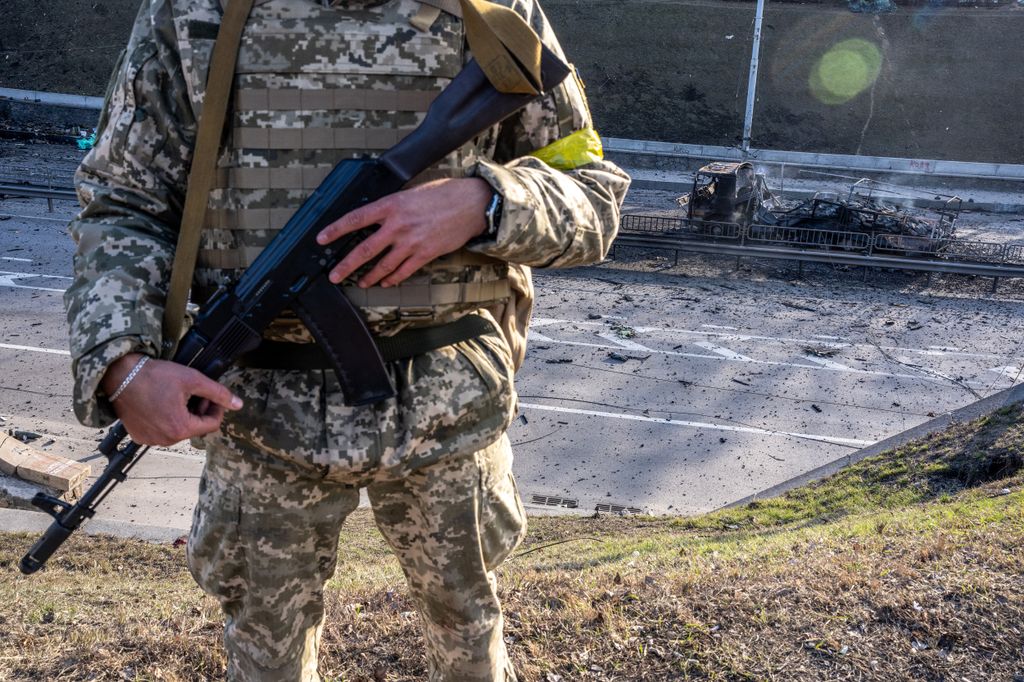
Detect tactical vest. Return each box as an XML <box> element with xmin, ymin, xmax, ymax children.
<box><xmin>174</xmin><ymin>0</ymin><xmax>511</xmax><ymax>341</ymax></box>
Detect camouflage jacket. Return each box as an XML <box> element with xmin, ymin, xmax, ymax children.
<box><xmin>66</xmin><ymin>0</ymin><xmax>630</xmax><ymax>447</ymax></box>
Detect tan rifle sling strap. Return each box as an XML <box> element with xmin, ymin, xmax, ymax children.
<box><xmin>161</xmin><ymin>0</ymin><xmax>256</xmax><ymax>357</ymax></box>
<box><xmin>161</xmin><ymin>0</ymin><xmax>545</xmax><ymax>356</ymax></box>
<box><xmin>457</xmin><ymin>0</ymin><xmax>543</xmax><ymax>95</ymax></box>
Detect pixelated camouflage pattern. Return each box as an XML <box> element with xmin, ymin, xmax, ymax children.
<box><xmin>217</xmin><ymin>320</ymin><xmax>516</xmax><ymax>482</ymax></box>
<box><xmin>68</xmin><ymin>0</ymin><xmax>626</xmax><ymax>678</ymax></box>
<box><xmin>65</xmin><ymin>0</ymin><xmax>195</xmax><ymax>426</ymax></box>
<box><xmin>189</xmin><ymin>431</ymin><xmax>524</xmax><ymax>680</ymax></box>
<box><xmin>67</xmin><ymin>0</ymin><xmax>628</xmax><ymax>428</ymax></box>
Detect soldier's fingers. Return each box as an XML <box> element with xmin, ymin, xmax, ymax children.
<box><xmin>357</xmin><ymin>246</ymin><xmax>413</xmax><ymax>288</ymax></box>
<box><xmin>193</xmin><ymin>397</ymin><xmax>212</xmax><ymax>416</ymax></box>
<box><xmin>379</xmin><ymin>252</ymin><xmax>430</xmax><ymax>288</ymax></box>
<box><xmin>184</xmin><ymin>410</ymin><xmax>226</xmax><ymax>438</ymax></box>
<box><xmin>317</xmin><ymin>198</ymin><xmax>391</xmax><ymax>245</ymax></box>
<box><xmin>328</xmin><ymin>229</ymin><xmax>394</xmax><ymax>284</ymax></box>
<box><xmin>183</xmin><ymin>371</ymin><xmax>243</xmax><ymax>411</ymax></box>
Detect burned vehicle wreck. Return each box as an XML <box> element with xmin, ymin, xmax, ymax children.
<box><xmin>676</xmin><ymin>162</ymin><xmax>962</xmax><ymax>255</ymax></box>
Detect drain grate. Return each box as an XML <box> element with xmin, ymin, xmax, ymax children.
<box><xmin>530</xmin><ymin>494</ymin><xmax>579</xmax><ymax>509</ymax></box>
<box><xmin>594</xmin><ymin>503</ymin><xmax>643</xmax><ymax>515</ymax></box>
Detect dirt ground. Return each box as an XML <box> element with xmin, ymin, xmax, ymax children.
<box><xmin>1</xmin><ymin>0</ymin><xmax>1022</xmax><ymax>163</ymax></box>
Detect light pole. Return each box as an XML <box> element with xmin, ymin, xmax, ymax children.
<box><xmin>741</xmin><ymin>0</ymin><xmax>767</xmax><ymax>156</ymax></box>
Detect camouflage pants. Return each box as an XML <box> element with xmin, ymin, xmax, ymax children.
<box><xmin>186</xmin><ymin>431</ymin><xmax>527</xmax><ymax>681</ymax></box>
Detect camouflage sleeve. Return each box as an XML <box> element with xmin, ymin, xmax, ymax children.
<box><xmin>466</xmin><ymin>0</ymin><xmax>631</xmax><ymax>268</ymax></box>
<box><xmin>64</xmin><ymin>0</ymin><xmax>195</xmax><ymax>427</ymax></box>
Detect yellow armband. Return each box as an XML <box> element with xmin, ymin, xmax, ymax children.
<box><xmin>529</xmin><ymin>127</ymin><xmax>604</xmax><ymax>171</ymax></box>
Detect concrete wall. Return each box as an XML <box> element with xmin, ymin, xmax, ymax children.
<box><xmin>2</xmin><ymin>0</ymin><xmax>1021</xmax><ymax>163</ymax></box>
<box><xmin>543</xmin><ymin>1</ymin><xmax>1024</xmax><ymax>164</ymax></box>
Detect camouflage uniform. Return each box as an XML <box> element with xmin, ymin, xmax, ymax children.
<box><xmin>65</xmin><ymin>0</ymin><xmax>629</xmax><ymax>679</ymax></box>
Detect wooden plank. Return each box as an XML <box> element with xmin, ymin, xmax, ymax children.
<box><xmin>0</xmin><ymin>434</ymin><xmax>91</xmax><ymax>493</ymax></box>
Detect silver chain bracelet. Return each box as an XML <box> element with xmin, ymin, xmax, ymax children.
<box><xmin>109</xmin><ymin>356</ymin><xmax>150</xmax><ymax>402</ymax></box>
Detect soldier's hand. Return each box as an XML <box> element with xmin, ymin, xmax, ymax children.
<box><xmin>317</xmin><ymin>177</ymin><xmax>492</xmax><ymax>288</ymax></box>
<box><xmin>101</xmin><ymin>353</ymin><xmax>243</xmax><ymax>447</ymax></box>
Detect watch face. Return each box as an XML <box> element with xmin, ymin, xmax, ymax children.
<box><xmin>486</xmin><ymin>192</ymin><xmax>503</xmax><ymax>235</ymax></box>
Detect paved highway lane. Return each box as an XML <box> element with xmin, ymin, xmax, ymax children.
<box><xmin>2</xmin><ymin>199</ymin><xmax>1023</xmax><ymax>532</ymax></box>
<box><xmin>510</xmin><ymin>270</ymin><xmax>1024</xmax><ymax>513</ymax></box>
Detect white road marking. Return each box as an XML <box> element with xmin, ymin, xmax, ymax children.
<box><xmin>519</xmin><ymin>402</ymin><xmax>873</xmax><ymax>447</ymax></box>
<box><xmin>988</xmin><ymin>366</ymin><xmax>1023</xmax><ymax>380</ymax></box>
<box><xmin>805</xmin><ymin>356</ymin><xmax>856</xmax><ymax>372</ymax></box>
<box><xmin>692</xmin><ymin>341</ymin><xmax>756</xmax><ymax>363</ymax></box>
<box><xmin>529</xmin><ymin>328</ymin><xmax>995</xmax><ymax>388</ymax></box>
<box><xmin>813</xmin><ymin>334</ymin><xmax>843</xmax><ymax>340</ymax></box>
<box><xmin>530</xmin><ymin>330</ymin><xmax>610</xmax><ymax>350</ymax></box>
<box><xmin>0</xmin><ymin>342</ymin><xmax>70</xmax><ymax>355</ymax></box>
<box><xmin>595</xmin><ymin>333</ymin><xmax>654</xmax><ymax>352</ymax></box>
<box><xmin>702</xmin><ymin>324</ymin><xmax>738</xmax><ymax>330</ymax></box>
<box><xmin>0</xmin><ymin>271</ymin><xmax>70</xmax><ymax>293</ymax></box>
<box><xmin>531</xmin><ymin>317</ymin><xmax>1018</xmax><ymax>361</ymax></box>
<box><xmin>1</xmin><ymin>256</ymin><xmax>32</xmax><ymax>263</ymax></box>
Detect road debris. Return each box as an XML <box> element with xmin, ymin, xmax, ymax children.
<box><xmin>780</xmin><ymin>300</ymin><xmax>817</xmax><ymax>313</ymax></box>
<box><xmin>607</xmin><ymin>352</ymin><xmax>650</xmax><ymax>363</ymax></box>
<box><xmin>1</xmin><ymin>433</ymin><xmax>90</xmax><ymax>494</ymax></box>
<box><xmin>609</xmin><ymin>321</ymin><xmax>637</xmax><ymax>339</ymax></box>
<box><xmin>10</xmin><ymin>430</ymin><xmax>41</xmax><ymax>443</ymax></box>
<box><xmin>803</xmin><ymin>345</ymin><xmax>840</xmax><ymax>358</ymax></box>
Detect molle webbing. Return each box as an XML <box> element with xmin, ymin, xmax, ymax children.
<box><xmin>342</xmin><ymin>279</ymin><xmax>510</xmax><ymax>308</ymax></box>
<box><xmin>199</xmin><ymin>246</ymin><xmax>503</xmax><ymax>274</ymax></box>
<box><xmin>208</xmin><ymin>153</ymin><xmax>463</xmax><ymax>191</ymax></box>
<box><xmin>235</xmin><ymin>87</ymin><xmax>439</xmax><ymax>112</ymax></box>
<box><xmin>230</xmin><ymin>127</ymin><xmax>416</xmax><ymax>152</ymax></box>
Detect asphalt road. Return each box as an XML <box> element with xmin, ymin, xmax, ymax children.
<box><xmin>2</xmin><ymin>190</ymin><xmax>1023</xmax><ymax>535</ymax></box>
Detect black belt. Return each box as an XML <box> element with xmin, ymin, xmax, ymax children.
<box><xmin>238</xmin><ymin>314</ymin><xmax>496</xmax><ymax>371</ymax></box>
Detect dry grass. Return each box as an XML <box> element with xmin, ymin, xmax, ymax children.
<box><xmin>2</xmin><ymin>406</ymin><xmax>1024</xmax><ymax>681</ymax></box>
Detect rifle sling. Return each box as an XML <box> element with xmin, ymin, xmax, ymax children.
<box><xmin>161</xmin><ymin>0</ymin><xmax>255</xmax><ymax>358</ymax></box>
<box><xmin>238</xmin><ymin>314</ymin><xmax>496</xmax><ymax>370</ymax></box>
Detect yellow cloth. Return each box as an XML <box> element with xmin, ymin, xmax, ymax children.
<box><xmin>529</xmin><ymin>127</ymin><xmax>604</xmax><ymax>171</ymax></box>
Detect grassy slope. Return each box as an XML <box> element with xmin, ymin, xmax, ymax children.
<box><xmin>2</xmin><ymin>405</ymin><xmax>1023</xmax><ymax>681</ymax></box>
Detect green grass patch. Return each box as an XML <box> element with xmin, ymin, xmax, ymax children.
<box><xmin>2</xmin><ymin>404</ymin><xmax>1024</xmax><ymax>680</ymax></box>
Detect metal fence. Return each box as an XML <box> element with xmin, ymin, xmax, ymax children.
<box><xmin>746</xmin><ymin>224</ymin><xmax>871</xmax><ymax>251</ymax></box>
<box><xmin>617</xmin><ymin>214</ymin><xmax>741</xmax><ymax>240</ymax></box>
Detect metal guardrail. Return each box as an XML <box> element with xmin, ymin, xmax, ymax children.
<box><xmin>617</xmin><ymin>214</ymin><xmax>1024</xmax><ymax>282</ymax></box>
<box><xmin>0</xmin><ymin>182</ymin><xmax>77</xmax><ymax>209</ymax></box>
<box><xmin>604</xmin><ymin>137</ymin><xmax>1024</xmax><ymax>181</ymax></box>
<box><xmin>0</xmin><ymin>87</ymin><xmax>105</xmax><ymax>110</ymax></box>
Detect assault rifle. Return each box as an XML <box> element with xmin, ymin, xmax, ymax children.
<box><xmin>20</xmin><ymin>50</ymin><xmax>570</xmax><ymax>574</ymax></box>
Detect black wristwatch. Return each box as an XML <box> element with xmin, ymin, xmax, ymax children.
<box><xmin>483</xmin><ymin>191</ymin><xmax>503</xmax><ymax>240</ymax></box>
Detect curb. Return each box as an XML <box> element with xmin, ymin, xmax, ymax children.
<box><xmin>0</xmin><ymin>507</ymin><xmax>187</xmax><ymax>543</ymax></box>
<box><xmin>723</xmin><ymin>382</ymin><xmax>1024</xmax><ymax>510</ymax></box>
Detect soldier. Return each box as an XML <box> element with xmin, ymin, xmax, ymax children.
<box><xmin>65</xmin><ymin>0</ymin><xmax>629</xmax><ymax>679</ymax></box>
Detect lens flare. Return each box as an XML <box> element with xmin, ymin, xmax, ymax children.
<box><xmin>809</xmin><ymin>38</ymin><xmax>883</xmax><ymax>105</ymax></box>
